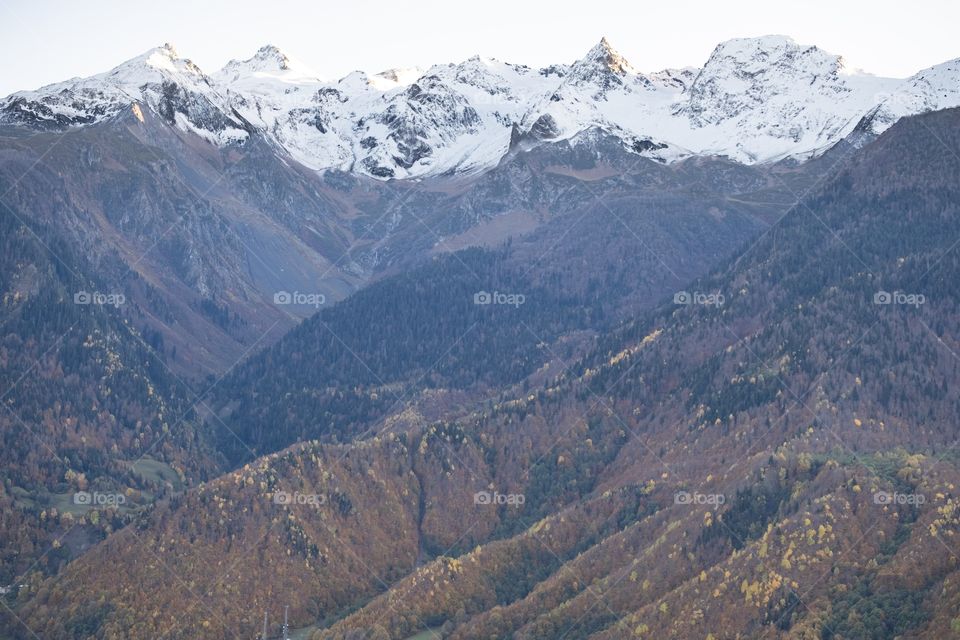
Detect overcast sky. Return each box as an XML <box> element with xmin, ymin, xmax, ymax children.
<box><xmin>1</xmin><ymin>0</ymin><xmax>956</xmax><ymax>95</ymax></box>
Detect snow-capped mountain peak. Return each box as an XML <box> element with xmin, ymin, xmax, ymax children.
<box><xmin>137</xmin><ymin>42</ymin><xmax>185</xmax><ymax>72</ymax></box>
<box><xmin>94</xmin><ymin>42</ymin><xmax>201</xmax><ymax>87</ymax></box>
<box><xmin>0</xmin><ymin>43</ymin><xmax>249</xmax><ymax>145</ymax></box>
<box><xmin>2</xmin><ymin>35</ymin><xmax>958</xmax><ymax>178</ymax></box>
<box><xmin>685</xmin><ymin>35</ymin><xmax>848</xmax><ymax>126</ymax></box>
<box><xmin>562</xmin><ymin>37</ymin><xmax>645</xmax><ymax>93</ymax></box>
<box><xmin>580</xmin><ymin>37</ymin><xmax>635</xmax><ymax>76</ymax></box>
<box><xmin>860</xmin><ymin>57</ymin><xmax>960</xmax><ymax>136</ymax></box>
<box><xmin>217</xmin><ymin>45</ymin><xmax>321</xmax><ymax>83</ymax></box>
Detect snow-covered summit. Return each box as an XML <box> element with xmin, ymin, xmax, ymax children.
<box><xmin>1</xmin><ymin>43</ymin><xmax>249</xmax><ymax>144</ymax></box>
<box><xmin>578</xmin><ymin>37</ymin><xmax>636</xmax><ymax>77</ymax></box>
<box><xmin>668</xmin><ymin>35</ymin><xmax>901</xmax><ymax>161</ymax></box>
<box><xmin>861</xmin><ymin>57</ymin><xmax>960</xmax><ymax>136</ymax></box>
<box><xmin>217</xmin><ymin>45</ymin><xmax>322</xmax><ymax>83</ymax></box>
<box><xmin>2</xmin><ymin>36</ymin><xmax>957</xmax><ymax>177</ymax></box>
<box><xmin>685</xmin><ymin>35</ymin><xmax>848</xmax><ymax>125</ymax></box>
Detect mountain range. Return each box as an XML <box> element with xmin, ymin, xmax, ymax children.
<box><xmin>4</xmin><ymin>36</ymin><xmax>960</xmax><ymax>178</ymax></box>
<box><xmin>2</xmin><ymin>32</ymin><xmax>960</xmax><ymax>640</ymax></box>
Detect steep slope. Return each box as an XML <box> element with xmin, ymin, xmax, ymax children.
<box><xmin>0</xmin><ymin>39</ymin><xmax>857</xmax><ymax>380</ymax></box>
<box><xmin>313</xmin><ymin>106</ymin><xmax>960</xmax><ymax>639</ymax></box>
<box><xmin>215</xmin><ymin>45</ymin><xmax>561</xmax><ymax>179</ymax></box>
<box><xmin>206</xmin><ymin>130</ymin><xmax>822</xmax><ymax>468</ymax></box>
<box><xmin>858</xmin><ymin>56</ymin><xmax>960</xmax><ymax>136</ymax></box>
<box><xmin>0</xmin><ymin>110</ymin><xmax>373</xmax><ymax>377</ymax></box>
<box><xmin>0</xmin><ymin>174</ymin><xmax>224</xmax><ymax>593</ymax></box>
<box><xmin>1</xmin><ymin>44</ymin><xmax>249</xmax><ymax>145</ymax></box>
<box><xmin>678</xmin><ymin>35</ymin><xmax>898</xmax><ymax>161</ymax></box>
<box><xmin>17</xmin><ymin>107</ymin><xmax>960</xmax><ymax>639</ymax></box>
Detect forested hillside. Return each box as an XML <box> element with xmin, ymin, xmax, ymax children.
<box><xmin>0</xmin><ymin>181</ymin><xmax>223</xmax><ymax>589</ymax></box>
<box><xmin>17</xmin><ymin>108</ymin><xmax>960</xmax><ymax>639</ymax></box>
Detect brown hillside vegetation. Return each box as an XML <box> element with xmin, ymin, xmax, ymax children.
<box><xmin>14</xmin><ymin>109</ymin><xmax>960</xmax><ymax>639</ymax></box>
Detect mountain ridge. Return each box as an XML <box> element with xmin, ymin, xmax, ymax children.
<box><xmin>4</xmin><ymin>36</ymin><xmax>960</xmax><ymax>178</ymax></box>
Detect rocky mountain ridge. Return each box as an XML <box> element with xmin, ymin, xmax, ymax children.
<box><xmin>5</xmin><ymin>36</ymin><xmax>960</xmax><ymax>178</ymax></box>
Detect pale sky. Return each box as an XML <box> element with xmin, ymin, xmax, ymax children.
<box><xmin>1</xmin><ymin>0</ymin><xmax>957</xmax><ymax>96</ymax></box>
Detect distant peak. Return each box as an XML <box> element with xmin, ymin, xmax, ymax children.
<box><xmin>108</xmin><ymin>43</ymin><xmax>195</xmax><ymax>77</ymax></box>
<box><xmin>715</xmin><ymin>34</ymin><xmax>797</xmax><ymax>50</ymax></box>
<box><xmin>219</xmin><ymin>45</ymin><xmax>320</xmax><ymax>80</ymax></box>
<box><xmin>252</xmin><ymin>44</ymin><xmax>292</xmax><ymax>70</ymax></box>
<box><xmin>580</xmin><ymin>37</ymin><xmax>634</xmax><ymax>75</ymax></box>
<box><xmin>706</xmin><ymin>35</ymin><xmax>827</xmax><ymax>64</ymax></box>
<box><xmin>698</xmin><ymin>34</ymin><xmax>842</xmax><ymax>79</ymax></box>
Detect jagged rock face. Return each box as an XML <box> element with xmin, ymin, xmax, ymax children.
<box><xmin>3</xmin><ymin>36</ymin><xmax>960</xmax><ymax>175</ymax></box>
<box><xmin>649</xmin><ymin>67</ymin><xmax>698</xmax><ymax>91</ymax></box>
<box><xmin>565</xmin><ymin>37</ymin><xmax>639</xmax><ymax>91</ymax></box>
<box><xmin>365</xmin><ymin>78</ymin><xmax>482</xmax><ymax>174</ymax></box>
<box><xmin>527</xmin><ymin>113</ymin><xmax>561</xmax><ymax>140</ymax></box>
<box><xmin>685</xmin><ymin>35</ymin><xmax>849</xmax><ymax>126</ymax></box>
